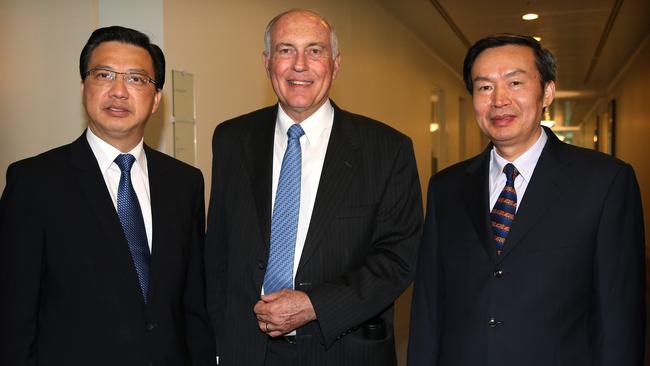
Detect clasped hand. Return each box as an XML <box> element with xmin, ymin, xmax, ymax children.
<box><xmin>254</xmin><ymin>288</ymin><xmax>316</xmax><ymax>337</ymax></box>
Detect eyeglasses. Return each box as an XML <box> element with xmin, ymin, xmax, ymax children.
<box><xmin>85</xmin><ymin>68</ymin><xmax>157</xmax><ymax>89</ymax></box>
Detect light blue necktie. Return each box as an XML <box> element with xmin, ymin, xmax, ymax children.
<box><xmin>263</xmin><ymin>124</ymin><xmax>305</xmax><ymax>294</ymax></box>
<box><xmin>114</xmin><ymin>154</ymin><xmax>151</xmax><ymax>303</ymax></box>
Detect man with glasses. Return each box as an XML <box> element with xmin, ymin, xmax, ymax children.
<box><xmin>0</xmin><ymin>26</ymin><xmax>215</xmax><ymax>366</ymax></box>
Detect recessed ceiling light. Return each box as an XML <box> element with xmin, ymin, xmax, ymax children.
<box><xmin>522</xmin><ymin>13</ymin><xmax>539</xmax><ymax>20</ymax></box>
<box><xmin>533</xmin><ymin>36</ymin><xmax>542</xmax><ymax>42</ymax></box>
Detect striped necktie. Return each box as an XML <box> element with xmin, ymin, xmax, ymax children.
<box><xmin>491</xmin><ymin>163</ymin><xmax>519</xmax><ymax>255</ymax></box>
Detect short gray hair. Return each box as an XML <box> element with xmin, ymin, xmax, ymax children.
<box><xmin>263</xmin><ymin>9</ymin><xmax>339</xmax><ymax>60</ymax></box>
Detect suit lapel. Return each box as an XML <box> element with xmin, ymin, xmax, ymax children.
<box><xmin>144</xmin><ymin>146</ymin><xmax>170</xmax><ymax>303</ymax></box>
<box><xmin>497</xmin><ymin>128</ymin><xmax>569</xmax><ymax>259</ymax></box>
<box><xmin>297</xmin><ymin>105</ymin><xmax>361</xmax><ymax>273</ymax></box>
<box><xmin>243</xmin><ymin>106</ymin><xmax>277</xmax><ymax>250</ymax></box>
<box><xmin>463</xmin><ymin>147</ymin><xmax>496</xmax><ymax>262</ymax></box>
<box><xmin>69</xmin><ymin>133</ymin><xmax>143</xmax><ymax>297</ymax></box>
<box><xmin>70</xmin><ymin>134</ymin><xmax>127</xmax><ymax>249</ymax></box>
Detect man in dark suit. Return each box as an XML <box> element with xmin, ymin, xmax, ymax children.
<box><xmin>408</xmin><ymin>34</ymin><xmax>645</xmax><ymax>366</ymax></box>
<box><xmin>0</xmin><ymin>26</ymin><xmax>215</xmax><ymax>366</ymax></box>
<box><xmin>205</xmin><ymin>9</ymin><xmax>422</xmax><ymax>366</ymax></box>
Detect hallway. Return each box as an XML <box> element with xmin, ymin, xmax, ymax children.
<box><xmin>1</xmin><ymin>0</ymin><xmax>649</xmax><ymax>364</ymax></box>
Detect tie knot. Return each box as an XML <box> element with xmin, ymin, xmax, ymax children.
<box><xmin>503</xmin><ymin>163</ymin><xmax>519</xmax><ymax>183</ymax></box>
<box><xmin>114</xmin><ymin>154</ymin><xmax>136</xmax><ymax>173</ymax></box>
<box><xmin>287</xmin><ymin>124</ymin><xmax>305</xmax><ymax>140</ymax></box>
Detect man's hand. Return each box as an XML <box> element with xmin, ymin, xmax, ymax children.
<box><xmin>254</xmin><ymin>289</ymin><xmax>317</xmax><ymax>337</ymax></box>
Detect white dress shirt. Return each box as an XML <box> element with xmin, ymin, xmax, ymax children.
<box><xmin>489</xmin><ymin>127</ymin><xmax>548</xmax><ymax>212</ymax></box>
<box><xmin>271</xmin><ymin>100</ymin><xmax>334</xmax><ymax>285</ymax></box>
<box><xmin>86</xmin><ymin>128</ymin><xmax>153</xmax><ymax>251</ymax></box>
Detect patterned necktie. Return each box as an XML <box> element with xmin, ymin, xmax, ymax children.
<box><xmin>114</xmin><ymin>154</ymin><xmax>151</xmax><ymax>303</ymax></box>
<box><xmin>491</xmin><ymin>163</ymin><xmax>519</xmax><ymax>255</ymax></box>
<box><xmin>263</xmin><ymin>124</ymin><xmax>305</xmax><ymax>294</ymax></box>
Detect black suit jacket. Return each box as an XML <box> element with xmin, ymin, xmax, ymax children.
<box><xmin>205</xmin><ymin>103</ymin><xmax>423</xmax><ymax>365</ymax></box>
<box><xmin>0</xmin><ymin>133</ymin><xmax>216</xmax><ymax>366</ymax></box>
<box><xmin>408</xmin><ymin>127</ymin><xmax>645</xmax><ymax>365</ymax></box>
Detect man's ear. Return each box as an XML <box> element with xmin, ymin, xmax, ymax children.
<box><xmin>263</xmin><ymin>52</ymin><xmax>271</xmax><ymax>79</ymax></box>
<box><xmin>332</xmin><ymin>53</ymin><xmax>341</xmax><ymax>80</ymax></box>
<box><xmin>151</xmin><ymin>89</ymin><xmax>162</xmax><ymax>114</ymax></box>
<box><xmin>542</xmin><ymin>80</ymin><xmax>555</xmax><ymax>109</ymax></box>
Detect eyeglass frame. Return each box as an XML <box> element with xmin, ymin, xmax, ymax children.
<box><xmin>84</xmin><ymin>67</ymin><xmax>158</xmax><ymax>89</ymax></box>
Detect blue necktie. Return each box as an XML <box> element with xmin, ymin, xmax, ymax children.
<box><xmin>263</xmin><ymin>124</ymin><xmax>305</xmax><ymax>294</ymax></box>
<box><xmin>491</xmin><ymin>163</ymin><xmax>519</xmax><ymax>255</ymax></box>
<box><xmin>114</xmin><ymin>154</ymin><xmax>150</xmax><ymax>303</ymax></box>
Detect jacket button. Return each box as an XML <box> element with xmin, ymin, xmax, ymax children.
<box><xmin>488</xmin><ymin>318</ymin><xmax>501</xmax><ymax>328</ymax></box>
<box><xmin>493</xmin><ymin>269</ymin><xmax>504</xmax><ymax>278</ymax></box>
<box><xmin>146</xmin><ymin>322</ymin><xmax>156</xmax><ymax>331</ymax></box>
<box><xmin>258</xmin><ymin>260</ymin><xmax>266</xmax><ymax>270</ymax></box>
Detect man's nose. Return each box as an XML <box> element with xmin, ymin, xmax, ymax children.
<box><xmin>491</xmin><ymin>85</ymin><xmax>510</xmax><ymax>107</ymax></box>
<box><xmin>108</xmin><ymin>76</ymin><xmax>129</xmax><ymax>98</ymax></box>
<box><xmin>293</xmin><ymin>51</ymin><xmax>308</xmax><ymax>72</ymax></box>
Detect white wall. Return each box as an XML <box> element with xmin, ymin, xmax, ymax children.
<box><xmin>0</xmin><ymin>0</ymin><xmax>98</xmax><ymax>190</ymax></box>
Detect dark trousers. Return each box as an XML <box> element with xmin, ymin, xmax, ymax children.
<box><xmin>264</xmin><ymin>337</ymin><xmax>298</xmax><ymax>366</ymax></box>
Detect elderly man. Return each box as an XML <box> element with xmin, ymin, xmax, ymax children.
<box><xmin>408</xmin><ymin>34</ymin><xmax>645</xmax><ymax>366</ymax></box>
<box><xmin>205</xmin><ymin>9</ymin><xmax>422</xmax><ymax>366</ymax></box>
<box><xmin>0</xmin><ymin>26</ymin><xmax>215</xmax><ymax>366</ymax></box>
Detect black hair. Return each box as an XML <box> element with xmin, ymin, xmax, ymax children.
<box><xmin>79</xmin><ymin>26</ymin><xmax>165</xmax><ymax>90</ymax></box>
<box><xmin>463</xmin><ymin>34</ymin><xmax>556</xmax><ymax>94</ymax></box>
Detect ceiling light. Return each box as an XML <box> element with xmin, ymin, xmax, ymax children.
<box><xmin>522</xmin><ymin>13</ymin><xmax>539</xmax><ymax>20</ymax></box>
<box><xmin>533</xmin><ymin>36</ymin><xmax>542</xmax><ymax>42</ymax></box>
<box><xmin>429</xmin><ymin>123</ymin><xmax>440</xmax><ymax>132</ymax></box>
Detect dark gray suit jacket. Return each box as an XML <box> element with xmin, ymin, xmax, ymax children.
<box><xmin>205</xmin><ymin>103</ymin><xmax>423</xmax><ymax>365</ymax></box>
<box><xmin>408</xmin><ymin>127</ymin><xmax>645</xmax><ymax>365</ymax></box>
<box><xmin>0</xmin><ymin>133</ymin><xmax>216</xmax><ymax>366</ymax></box>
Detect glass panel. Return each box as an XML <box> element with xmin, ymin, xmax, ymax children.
<box><xmin>172</xmin><ymin>70</ymin><xmax>196</xmax><ymax>166</ymax></box>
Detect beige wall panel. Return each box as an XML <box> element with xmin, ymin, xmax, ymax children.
<box><xmin>0</xmin><ymin>0</ymin><xmax>98</xmax><ymax>191</ymax></box>
<box><xmin>609</xmin><ymin>38</ymin><xmax>650</xmax><ymax>253</ymax></box>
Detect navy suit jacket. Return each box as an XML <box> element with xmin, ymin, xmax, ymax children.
<box><xmin>0</xmin><ymin>133</ymin><xmax>216</xmax><ymax>366</ymax></box>
<box><xmin>408</xmin><ymin>127</ymin><xmax>645</xmax><ymax>366</ymax></box>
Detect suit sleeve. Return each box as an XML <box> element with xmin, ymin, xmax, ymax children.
<box><xmin>594</xmin><ymin>164</ymin><xmax>645</xmax><ymax>365</ymax></box>
<box><xmin>407</xmin><ymin>176</ymin><xmax>442</xmax><ymax>365</ymax></box>
<box><xmin>306</xmin><ymin>136</ymin><xmax>423</xmax><ymax>348</ymax></box>
<box><xmin>0</xmin><ymin>163</ymin><xmax>43</xmax><ymax>366</ymax></box>
<box><xmin>204</xmin><ymin>125</ymin><xmax>229</xmax><ymax>362</ymax></box>
<box><xmin>183</xmin><ymin>170</ymin><xmax>217</xmax><ymax>365</ymax></box>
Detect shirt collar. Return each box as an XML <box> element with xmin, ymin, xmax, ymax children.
<box><xmin>86</xmin><ymin>128</ymin><xmax>147</xmax><ymax>174</ymax></box>
<box><xmin>277</xmin><ymin>99</ymin><xmax>334</xmax><ymax>147</ymax></box>
<box><xmin>490</xmin><ymin>127</ymin><xmax>548</xmax><ymax>183</ymax></box>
